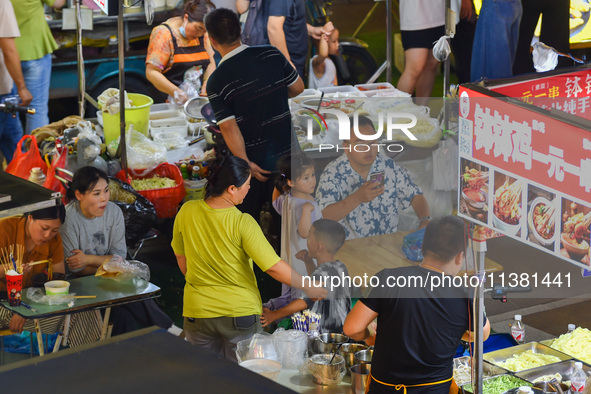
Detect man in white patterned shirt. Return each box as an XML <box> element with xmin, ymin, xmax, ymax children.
<box><xmin>316</xmin><ymin>115</ymin><xmax>431</xmax><ymax>239</ymax></box>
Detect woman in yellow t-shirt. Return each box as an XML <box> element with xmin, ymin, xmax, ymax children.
<box><xmin>172</xmin><ymin>156</ymin><xmax>326</xmax><ymax>361</ymax></box>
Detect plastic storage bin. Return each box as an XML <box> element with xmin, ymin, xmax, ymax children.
<box><xmin>150</xmin><ymin>117</ymin><xmax>188</xmax><ymax>138</ymax></box>
<box><xmin>116</xmin><ymin>162</ymin><xmax>185</xmax><ymax>219</ymax></box>
<box><xmin>102</xmin><ymin>93</ymin><xmax>153</xmax><ymax>145</ymax></box>
<box><xmin>354</xmin><ymin>82</ymin><xmax>410</xmax><ymax>97</ymax></box>
<box><xmin>184</xmin><ymin>178</ymin><xmax>207</xmax><ymax>201</ymax></box>
<box><xmin>318</xmin><ymin>85</ymin><xmax>360</xmax><ymax>95</ymax></box>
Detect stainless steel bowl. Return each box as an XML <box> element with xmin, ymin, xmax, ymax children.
<box><xmin>354</xmin><ymin>348</ymin><xmax>373</xmax><ymax>365</ymax></box>
<box><xmin>310</xmin><ymin>333</ymin><xmax>349</xmax><ymax>355</ymax></box>
<box><xmin>183</xmin><ymin>97</ymin><xmax>208</xmax><ymax>119</ymax></box>
<box><xmin>533</xmin><ymin>382</ymin><xmax>566</xmax><ymax>394</ymax></box>
<box><xmin>340</xmin><ymin>343</ymin><xmax>368</xmax><ymax>373</ymax></box>
<box><xmin>308</xmin><ymin>354</ymin><xmax>346</xmax><ymax>385</ymax></box>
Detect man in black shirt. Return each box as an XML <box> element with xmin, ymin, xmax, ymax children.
<box><xmin>204</xmin><ymin>8</ymin><xmax>304</xmax><ymax>217</ymax></box>
<box><xmin>344</xmin><ymin>216</ymin><xmax>490</xmax><ymax>394</ymax></box>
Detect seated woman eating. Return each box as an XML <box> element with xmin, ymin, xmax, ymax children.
<box><xmin>60</xmin><ymin>166</ymin><xmax>179</xmax><ymax>336</ymax></box>
<box><xmin>0</xmin><ymin>205</ymin><xmax>66</xmax><ymax>333</ymax></box>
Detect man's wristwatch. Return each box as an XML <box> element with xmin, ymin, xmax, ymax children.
<box><xmin>419</xmin><ymin>216</ymin><xmax>432</xmax><ymax>222</ymax></box>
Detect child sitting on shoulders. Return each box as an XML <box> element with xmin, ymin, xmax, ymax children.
<box><xmin>261</xmin><ymin>219</ymin><xmax>351</xmax><ymax>334</ymax></box>
<box><xmin>263</xmin><ymin>153</ymin><xmax>322</xmax><ymax>312</ymax></box>
<box><xmin>308</xmin><ymin>25</ymin><xmax>340</xmax><ymax>89</ymax></box>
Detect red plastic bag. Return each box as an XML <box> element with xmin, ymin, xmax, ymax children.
<box><xmin>5</xmin><ymin>135</ymin><xmax>47</xmax><ymax>180</ymax></box>
<box><xmin>43</xmin><ymin>145</ymin><xmax>68</xmax><ymax>199</ymax></box>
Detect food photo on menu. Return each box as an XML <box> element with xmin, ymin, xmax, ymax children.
<box><xmin>526</xmin><ymin>185</ymin><xmax>557</xmax><ymax>252</ymax></box>
<box><xmin>460</xmin><ymin>159</ymin><xmax>489</xmax><ymax>224</ymax></box>
<box><xmin>560</xmin><ymin>198</ymin><xmax>591</xmax><ymax>266</ymax></box>
<box><xmin>492</xmin><ymin>172</ymin><xmax>522</xmax><ymax>237</ymax></box>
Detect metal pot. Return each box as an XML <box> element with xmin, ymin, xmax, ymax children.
<box><xmin>203</xmin><ymin>126</ymin><xmax>224</xmax><ymax>145</ymax></box>
<box><xmin>308</xmin><ymin>354</ymin><xmax>346</xmax><ymax>385</ymax></box>
<box><xmin>350</xmin><ymin>363</ymin><xmax>372</xmax><ymax>394</ymax></box>
<box><xmin>309</xmin><ymin>333</ymin><xmax>349</xmax><ymax>355</ymax></box>
<box><xmin>533</xmin><ymin>381</ymin><xmax>566</xmax><ymax>394</ymax></box>
<box><xmin>340</xmin><ymin>343</ymin><xmax>368</xmax><ymax>373</ymax></box>
<box><xmin>354</xmin><ymin>348</ymin><xmax>373</xmax><ymax>365</ymax></box>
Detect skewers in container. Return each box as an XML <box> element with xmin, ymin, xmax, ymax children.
<box><xmin>291</xmin><ymin>310</ymin><xmax>321</xmax><ymax>334</ymax></box>
<box><xmin>1</xmin><ymin>244</ymin><xmax>25</xmax><ymax>274</ymax></box>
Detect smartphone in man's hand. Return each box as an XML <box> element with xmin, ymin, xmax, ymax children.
<box><xmin>369</xmin><ymin>171</ymin><xmax>385</xmax><ymax>188</ymax></box>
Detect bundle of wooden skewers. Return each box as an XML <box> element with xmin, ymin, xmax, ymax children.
<box><xmin>1</xmin><ymin>245</ymin><xmax>54</xmax><ymax>280</ymax></box>
<box><xmin>1</xmin><ymin>244</ymin><xmax>25</xmax><ymax>274</ymax></box>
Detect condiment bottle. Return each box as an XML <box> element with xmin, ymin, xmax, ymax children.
<box><xmin>180</xmin><ymin>163</ymin><xmax>188</xmax><ymax>179</ymax></box>
<box><xmin>28</xmin><ymin>167</ymin><xmax>46</xmax><ymax>186</ymax></box>
<box><xmin>511</xmin><ymin>314</ymin><xmax>525</xmax><ymax>344</ymax></box>
<box><xmin>567</xmin><ymin>324</ymin><xmax>576</xmax><ymax>334</ymax></box>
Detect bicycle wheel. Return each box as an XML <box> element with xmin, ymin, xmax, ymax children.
<box><xmin>337</xmin><ymin>45</ymin><xmax>378</xmax><ymax>86</ymax></box>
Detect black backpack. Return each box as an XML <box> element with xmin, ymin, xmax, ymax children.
<box><xmin>241</xmin><ymin>0</ymin><xmax>269</xmax><ymax>46</ymax></box>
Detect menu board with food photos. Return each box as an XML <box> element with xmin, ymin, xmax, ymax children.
<box><xmin>458</xmin><ymin>84</ymin><xmax>591</xmax><ymax>269</ymax></box>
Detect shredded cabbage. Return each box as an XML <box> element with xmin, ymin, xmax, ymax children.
<box><xmin>549</xmin><ymin>327</ymin><xmax>591</xmax><ymax>364</ymax></box>
<box><xmin>495</xmin><ymin>350</ymin><xmax>561</xmax><ymax>372</ymax></box>
<box><xmin>131</xmin><ymin>175</ymin><xmax>177</xmax><ymax>191</ymax></box>
<box><xmin>464</xmin><ymin>375</ymin><xmax>531</xmax><ymax>394</ymax></box>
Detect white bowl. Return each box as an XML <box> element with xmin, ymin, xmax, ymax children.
<box><xmin>239</xmin><ymin>359</ymin><xmax>281</xmax><ymax>381</ymax></box>
<box><xmin>462</xmin><ymin>188</ymin><xmax>486</xmax><ymax>210</ymax></box>
<box><xmin>45</xmin><ymin>280</ymin><xmax>70</xmax><ymax>295</ymax></box>
<box><xmin>527</xmin><ymin>197</ymin><xmax>556</xmax><ymax>246</ymax></box>
<box><xmin>492</xmin><ymin>212</ymin><xmax>520</xmax><ymax>236</ymax></box>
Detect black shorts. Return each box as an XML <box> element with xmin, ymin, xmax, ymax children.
<box><xmin>401</xmin><ymin>25</ymin><xmax>445</xmax><ymax>50</ymax></box>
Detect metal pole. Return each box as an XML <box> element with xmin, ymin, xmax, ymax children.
<box><xmin>118</xmin><ymin>0</ymin><xmax>127</xmax><ymax>173</ymax></box>
<box><xmin>472</xmin><ymin>237</ymin><xmax>486</xmax><ymax>394</ymax></box>
<box><xmin>386</xmin><ymin>0</ymin><xmax>392</xmax><ymax>83</ymax></box>
<box><xmin>75</xmin><ymin>0</ymin><xmax>84</xmax><ymax>117</ymax></box>
<box><xmin>352</xmin><ymin>2</ymin><xmax>381</xmax><ymax>39</ymax></box>
<box><xmin>443</xmin><ymin>0</ymin><xmax>451</xmax><ymax>131</ymax></box>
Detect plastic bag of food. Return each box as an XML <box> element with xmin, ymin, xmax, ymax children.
<box><xmin>300</xmin><ymin>354</ymin><xmax>346</xmax><ymax>385</ymax></box>
<box><xmin>402</xmin><ymin>228</ymin><xmax>426</xmax><ymax>262</ymax></box>
<box><xmin>95</xmin><ymin>254</ymin><xmax>150</xmax><ymax>282</ymax></box>
<box><xmin>432</xmin><ymin>138</ymin><xmax>458</xmax><ymax>191</ymax></box>
<box><xmin>168</xmin><ymin>69</ymin><xmax>203</xmax><ymax>105</ymax></box>
<box><xmin>26</xmin><ymin>287</ymin><xmax>75</xmax><ymax>306</ymax></box>
<box><xmin>108</xmin><ymin>178</ymin><xmax>157</xmax><ymax>247</ymax></box>
<box><xmin>98</xmin><ymin>88</ymin><xmax>132</xmax><ymax>115</ymax></box>
<box><xmin>273</xmin><ymin>329</ymin><xmax>308</xmax><ymax>369</ymax></box>
<box><xmin>152</xmin><ymin>131</ymin><xmax>188</xmax><ymax>150</ymax></box>
<box><xmin>125</xmin><ymin>127</ymin><xmax>167</xmax><ymax>172</ymax></box>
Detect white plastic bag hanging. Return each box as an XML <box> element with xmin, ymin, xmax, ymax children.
<box><xmin>432</xmin><ymin>138</ymin><xmax>459</xmax><ymax>191</ymax></box>
<box><xmin>125</xmin><ymin>126</ymin><xmax>167</xmax><ymax>172</ymax></box>
<box><xmin>433</xmin><ymin>36</ymin><xmax>452</xmax><ymax>62</ymax></box>
<box><xmin>532</xmin><ymin>42</ymin><xmax>559</xmax><ymax>72</ymax></box>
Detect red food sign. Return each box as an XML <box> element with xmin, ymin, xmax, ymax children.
<box><xmin>458</xmin><ymin>83</ymin><xmax>591</xmax><ymax>269</ymax></box>
<box><xmin>489</xmin><ymin>68</ymin><xmax>591</xmax><ymax>121</ymax></box>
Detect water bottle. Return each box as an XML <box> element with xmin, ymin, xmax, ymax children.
<box><xmin>511</xmin><ymin>314</ymin><xmax>525</xmax><ymax>344</ymax></box>
<box><xmin>567</xmin><ymin>324</ymin><xmax>576</xmax><ymax>334</ymax></box>
<box><xmin>28</xmin><ymin>167</ymin><xmax>46</xmax><ymax>187</ymax></box>
<box><xmin>570</xmin><ymin>362</ymin><xmax>586</xmax><ymax>394</ymax></box>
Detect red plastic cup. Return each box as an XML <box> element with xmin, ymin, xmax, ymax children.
<box><xmin>6</xmin><ymin>271</ymin><xmax>23</xmax><ymax>307</ymax></box>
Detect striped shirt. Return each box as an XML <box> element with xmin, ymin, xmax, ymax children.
<box><xmin>206</xmin><ymin>45</ymin><xmax>299</xmax><ymax>171</ymax></box>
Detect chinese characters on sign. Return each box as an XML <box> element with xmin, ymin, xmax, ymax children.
<box><xmin>459</xmin><ymin>86</ymin><xmax>591</xmax><ymax>269</ymax></box>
